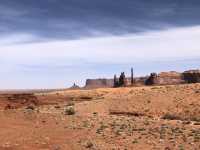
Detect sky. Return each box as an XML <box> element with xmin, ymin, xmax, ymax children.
<box><xmin>1</xmin><ymin>0</ymin><xmax>200</xmax><ymax>89</ymax></box>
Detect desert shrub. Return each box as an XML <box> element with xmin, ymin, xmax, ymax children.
<box><xmin>109</xmin><ymin>111</ymin><xmax>144</xmax><ymax>117</ymax></box>
<box><xmin>85</xmin><ymin>141</ymin><xmax>93</xmax><ymax>149</ymax></box>
<box><xmin>64</xmin><ymin>106</ymin><xmax>75</xmax><ymax>115</ymax></box>
<box><xmin>80</xmin><ymin>96</ymin><xmax>92</xmax><ymax>100</ymax></box>
<box><xmin>161</xmin><ymin>113</ymin><xmax>182</xmax><ymax>120</ymax></box>
<box><xmin>151</xmin><ymin>86</ymin><xmax>160</xmax><ymax>90</ymax></box>
<box><xmin>26</xmin><ymin>105</ymin><xmax>35</xmax><ymax>110</ymax></box>
<box><xmin>193</xmin><ymin>122</ymin><xmax>200</xmax><ymax>125</ymax></box>
<box><xmin>195</xmin><ymin>90</ymin><xmax>200</xmax><ymax>93</ymax></box>
<box><xmin>132</xmin><ymin>139</ymin><xmax>138</xmax><ymax>144</ymax></box>
<box><xmin>190</xmin><ymin>116</ymin><xmax>200</xmax><ymax>122</ymax></box>
<box><xmin>162</xmin><ymin>113</ymin><xmax>200</xmax><ymax>122</ymax></box>
<box><xmin>54</xmin><ymin>105</ymin><xmax>61</xmax><ymax>109</ymax></box>
<box><xmin>4</xmin><ymin>104</ymin><xmax>15</xmax><ymax>110</ymax></box>
<box><xmin>66</xmin><ymin>101</ymin><xmax>75</xmax><ymax>106</ymax></box>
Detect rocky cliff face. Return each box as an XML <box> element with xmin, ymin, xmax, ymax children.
<box><xmin>145</xmin><ymin>71</ymin><xmax>185</xmax><ymax>85</ymax></box>
<box><xmin>85</xmin><ymin>77</ymin><xmax>149</xmax><ymax>89</ymax></box>
<box><xmin>183</xmin><ymin>70</ymin><xmax>200</xmax><ymax>83</ymax></box>
<box><xmin>84</xmin><ymin>70</ymin><xmax>200</xmax><ymax>88</ymax></box>
<box><xmin>157</xmin><ymin>71</ymin><xmax>185</xmax><ymax>85</ymax></box>
<box><xmin>145</xmin><ymin>73</ymin><xmax>159</xmax><ymax>85</ymax></box>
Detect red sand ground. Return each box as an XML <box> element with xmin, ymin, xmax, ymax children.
<box><xmin>0</xmin><ymin>83</ymin><xmax>200</xmax><ymax>150</ymax></box>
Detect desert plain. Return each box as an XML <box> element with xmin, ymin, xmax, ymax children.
<box><xmin>0</xmin><ymin>83</ymin><xmax>200</xmax><ymax>150</ymax></box>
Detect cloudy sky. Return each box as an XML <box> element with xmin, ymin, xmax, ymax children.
<box><xmin>1</xmin><ymin>0</ymin><xmax>200</xmax><ymax>89</ymax></box>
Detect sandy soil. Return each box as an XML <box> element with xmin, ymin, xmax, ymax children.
<box><xmin>0</xmin><ymin>84</ymin><xmax>200</xmax><ymax>150</ymax></box>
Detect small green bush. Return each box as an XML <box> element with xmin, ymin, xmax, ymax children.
<box><xmin>64</xmin><ymin>106</ymin><xmax>75</xmax><ymax>115</ymax></box>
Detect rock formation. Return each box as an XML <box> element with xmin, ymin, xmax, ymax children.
<box><xmin>145</xmin><ymin>73</ymin><xmax>159</xmax><ymax>85</ymax></box>
<box><xmin>84</xmin><ymin>69</ymin><xmax>200</xmax><ymax>89</ymax></box>
<box><xmin>85</xmin><ymin>79</ymin><xmax>114</xmax><ymax>89</ymax></box>
<box><xmin>183</xmin><ymin>70</ymin><xmax>200</xmax><ymax>83</ymax></box>
<box><xmin>85</xmin><ymin>76</ymin><xmax>148</xmax><ymax>88</ymax></box>
<box><xmin>114</xmin><ymin>75</ymin><xmax>118</xmax><ymax>87</ymax></box>
<box><xmin>145</xmin><ymin>71</ymin><xmax>184</xmax><ymax>85</ymax></box>
<box><xmin>157</xmin><ymin>71</ymin><xmax>184</xmax><ymax>85</ymax></box>
<box><xmin>131</xmin><ymin>68</ymin><xmax>134</xmax><ymax>85</ymax></box>
<box><xmin>69</xmin><ymin>83</ymin><xmax>80</xmax><ymax>90</ymax></box>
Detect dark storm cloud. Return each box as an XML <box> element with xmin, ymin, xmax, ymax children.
<box><xmin>1</xmin><ymin>0</ymin><xmax>200</xmax><ymax>40</ymax></box>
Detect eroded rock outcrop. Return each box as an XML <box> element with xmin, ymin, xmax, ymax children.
<box><xmin>69</xmin><ymin>83</ymin><xmax>80</xmax><ymax>90</ymax></box>
<box><xmin>183</xmin><ymin>70</ymin><xmax>200</xmax><ymax>83</ymax></box>
<box><xmin>85</xmin><ymin>79</ymin><xmax>114</xmax><ymax>89</ymax></box>
<box><xmin>85</xmin><ymin>69</ymin><xmax>200</xmax><ymax>88</ymax></box>
<box><xmin>145</xmin><ymin>73</ymin><xmax>159</xmax><ymax>85</ymax></box>
<box><xmin>157</xmin><ymin>71</ymin><xmax>185</xmax><ymax>85</ymax></box>
<box><xmin>145</xmin><ymin>71</ymin><xmax>184</xmax><ymax>85</ymax></box>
